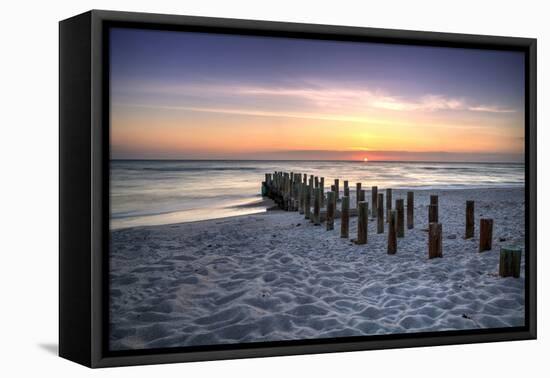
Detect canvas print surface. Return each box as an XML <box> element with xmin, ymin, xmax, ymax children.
<box><xmin>108</xmin><ymin>27</ymin><xmax>526</xmax><ymax>351</ymax></box>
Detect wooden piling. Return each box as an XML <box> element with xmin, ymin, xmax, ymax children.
<box><xmin>499</xmin><ymin>246</ymin><xmax>522</xmax><ymax>278</ymax></box>
<box><xmin>333</xmin><ymin>187</ymin><xmax>338</xmax><ymax>215</ymax></box>
<box><xmin>308</xmin><ymin>175</ymin><xmax>314</xmax><ymax>201</ymax></box>
<box><xmin>357</xmin><ymin>201</ymin><xmax>368</xmax><ymax>245</ymax></box>
<box><xmin>428</xmin><ymin>204</ymin><xmax>438</xmax><ymax>223</ymax></box>
<box><xmin>296</xmin><ymin>174</ymin><xmax>302</xmax><ymax>211</ymax></box>
<box><xmin>465</xmin><ymin>200</ymin><xmax>475</xmax><ymax>239</ymax></box>
<box><xmin>377</xmin><ymin>193</ymin><xmax>384</xmax><ymax>234</ymax></box>
<box><xmin>293</xmin><ymin>175</ymin><xmax>298</xmax><ymax>211</ymax></box>
<box><xmin>284</xmin><ymin>172</ymin><xmax>291</xmax><ymax>211</ymax></box>
<box><xmin>358</xmin><ymin>189</ymin><xmax>365</xmax><ymax>203</ymax></box>
<box><xmin>428</xmin><ymin>222</ymin><xmax>443</xmax><ymax>259</ymax></box>
<box><xmin>387</xmin><ymin>210</ymin><xmax>397</xmax><ymax>254</ymax></box>
<box><xmin>326</xmin><ymin>191</ymin><xmax>335</xmax><ymax>230</ymax></box>
<box><xmin>334</xmin><ymin>179</ymin><xmax>340</xmax><ymax>201</ymax></box>
<box><xmin>356</xmin><ymin>183</ymin><xmax>362</xmax><ymax>208</ymax></box>
<box><xmin>371</xmin><ymin>186</ymin><xmax>378</xmax><ymax>216</ymax></box>
<box><xmin>320</xmin><ymin>177</ymin><xmax>325</xmax><ymax>207</ymax></box>
<box><xmin>430</xmin><ymin>195</ymin><xmax>438</xmax><ymax>207</ymax></box>
<box><xmin>330</xmin><ymin>185</ymin><xmax>336</xmax><ymax>214</ymax></box>
<box><xmin>386</xmin><ymin>188</ymin><xmax>392</xmax><ymax>223</ymax></box>
<box><xmin>407</xmin><ymin>191</ymin><xmax>414</xmax><ymax>229</ymax></box>
<box><xmin>304</xmin><ymin>184</ymin><xmax>311</xmax><ymax>220</ymax></box>
<box><xmin>341</xmin><ymin>196</ymin><xmax>350</xmax><ymax>238</ymax></box>
<box><xmin>396</xmin><ymin>199</ymin><xmax>405</xmax><ymax>238</ymax></box>
<box><xmin>299</xmin><ymin>182</ymin><xmax>305</xmax><ymax>214</ymax></box>
<box><xmin>344</xmin><ymin>180</ymin><xmax>349</xmax><ymax>197</ymax></box>
<box><xmin>479</xmin><ymin>218</ymin><xmax>493</xmax><ymax>252</ymax></box>
<box><xmin>313</xmin><ymin>187</ymin><xmax>321</xmax><ymax>225</ymax></box>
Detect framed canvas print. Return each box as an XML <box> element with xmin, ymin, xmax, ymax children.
<box><xmin>59</xmin><ymin>10</ymin><xmax>537</xmax><ymax>368</ymax></box>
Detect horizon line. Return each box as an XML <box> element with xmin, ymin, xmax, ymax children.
<box><xmin>110</xmin><ymin>158</ymin><xmax>525</xmax><ymax>164</ymax></box>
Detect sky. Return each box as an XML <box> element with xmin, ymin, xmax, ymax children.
<box><xmin>110</xmin><ymin>27</ymin><xmax>525</xmax><ymax>162</ymax></box>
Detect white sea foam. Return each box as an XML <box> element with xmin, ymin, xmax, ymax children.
<box><xmin>110</xmin><ymin>160</ymin><xmax>525</xmax><ymax>229</ymax></box>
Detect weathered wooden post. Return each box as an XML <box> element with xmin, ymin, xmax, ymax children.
<box><xmin>428</xmin><ymin>222</ymin><xmax>443</xmax><ymax>259</ymax></box>
<box><xmin>377</xmin><ymin>193</ymin><xmax>384</xmax><ymax>234</ymax></box>
<box><xmin>465</xmin><ymin>200</ymin><xmax>475</xmax><ymax>239</ymax></box>
<box><xmin>334</xmin><ymin>179</ymin><xmax>340</xmax><ymax>201</ymax></box>
<box><xmin>371</xmin><ymin>186</ymin><xmax>378</xmax><ymax>216</ymax></box>
<box><xmin>277</xmin><ymin>172</ymin><xmax>282</xmax><ymax>205</ymax></box>
<box><xmin>302</xmin><ymin>181</ymin><xmax>308</xmax><ymax>214</ymax></box>
<box><xmin>326</xmin><ymin>192</ymin><xmax>335</xmax><ymax>230</ymax></box>
<box><xmin>358</xmin><ymin>189</ymin><xmax>365</xmax><ymax>204</ymax></box>
<box><xmin>386</xmin><ymin>188</ymin><xmax>392</xmax><ymax>223</ymax></box>
<box><xmin>344</xmin><ymin>180</ymin><xmax>349</xmax><ymax>197</ymax></box>
<box><xmin>333</xmin><ymin>186</ymin><xmax>338</xmax><ymax>214</ymax></box>
<box><xmin>294</xmin><ymin>177</ymin><xmax>300</xmax><ymax>211</ymax></box>
<box><xmin>264</xmin><ymin>173</ymin><xmax>270</xmax><ymax>197</ymax></box>
<box><xmin>298</xmin><ymin>182</ymin><xmax>304</xmax><ymax>214</ymax></box>
<box><xmin>290</xmin><ymin>173</ymin><xmax>295</xmax><ymax>211</ymax></box>
<box><xmin>387</xmin><ymin>210</ymin><xmax>397</xmax><ymax>254</ymax></box>
<box><xmin>479</xmin><ymin>218</ymin><xmax>493</xmax><ymax>252</ymax></box>
<box><xmin>357</xmin><ymin>201</ymin><xmax>368</xmax><ymax>245</ymax></box>
<box><xmin>428</xmin><ymin>196</ymin><xmax>438</xmax><ymax>222</ymax></box>
<box><xmin>407</xmin><ymin>191</ymin><xmax>414</xmax><ymax>229</ymax></box>
<box><xmin>356</xmin><ymin>183</ymin><xmax>362</xmax><ymax>208</ymax></box>
<box><xmin>272</xmin><ymin>172</ymin><xmax>276</xmax><ymax>201</ymax></box>
<box><xmin>304</xmin><ymin>184</ymin><xmax>311</xmax><ymax>220</ymax></box>
<box><xmin>396</xmin><ymin>199</ymin><xmax>405</xmax><ymax>238</ymax></box>
<box><xmin>341</xmin><ymin>196</ymin><xmax>350</xmax><ymax>238</ymax></box>
<box><xmin>283</xmin><ymin>172</ymin><xmax>290</xmax><ymax>210</ymax></box>
<box><xmin>290</xmin><ymin>173</ymin><xmax>297</xmax><ymax>211</ymax></box>
<box><xmin>286</xmin><ymin>172</ymin><xmax>292</xmax><ymax>211</ymax></box>
<box><xmin>279</xmin><ymin>172</ymin><xmax>284</xmax><ymax>209</ymax></box>
<box><xmin>313</xmin><ymin>187</ymin><xmax>321</xmax><ymax>225</ymax></box>
<box><xmin>499</xmin><ymin>246</ymin><xmax>522</xmax><ymax>278</ymax></box>
<box><xmin>428</xmin><ymin>204</ymin><xmax>438</xmax><ymax>223</ymax></box>
<box><xmin>330</xmin><ymin>185</ymin><xmax>336</xmax><ymax>214</ymax></box>
<box><xmin>320</xmin><ymin>177</ymin><xmax>325</xmax><ymax>207</ymax></box>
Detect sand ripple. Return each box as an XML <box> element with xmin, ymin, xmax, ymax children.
<box><xmin>109</xmin><ymin>188</ymin><xmax>525</xmax><ymax>350</ymax></box>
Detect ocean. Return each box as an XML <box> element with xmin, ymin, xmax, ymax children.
<box><xmin>110</xmin><ymin>160</ymin><xmax>524</xmax><ymax>230</ymax></box>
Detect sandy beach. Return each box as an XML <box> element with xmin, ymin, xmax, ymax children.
<box><xmin>109</xmin><ymin>187</ymin><xmax>525</xmax><ymax>351</ymax></box>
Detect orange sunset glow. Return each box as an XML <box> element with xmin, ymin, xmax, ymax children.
<box><xmin>110</xmin><ymin>29</ymin><xmax>525</xmax><ymax>162</ymax></box>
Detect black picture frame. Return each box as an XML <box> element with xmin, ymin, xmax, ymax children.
<box><xmin>59</xmin><ymin>9</ymin><xmax>537</xmax><ymax>368</ymax></box>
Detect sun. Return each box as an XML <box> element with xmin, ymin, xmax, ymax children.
<box><xmin>363</xmin><ymin>157</ymin><xmax>369</xmax><ymax>162</ymax></box>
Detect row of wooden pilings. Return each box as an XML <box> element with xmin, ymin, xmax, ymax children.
<box><xmin>262</xmin><ymin>171</ymin><xmax>521</xmax><ymax>278</ymax></box>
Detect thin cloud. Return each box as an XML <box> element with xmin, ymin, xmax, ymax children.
<box><xmin>468</xmin><ymin>105</ymin><xmax>516</xmax><ymax>113</ymax></box>
<box><xmin>235</xmin><ymin>85</ymin><xmax>515</xmax><ymax>114</ymax></box>
<box><xmin>116</xmin><ymin>103</ymin><xmax>411</xmax><ymax>126</ymax></box>
<box><xmin>113</xmin><ymin>81</ymin><xmax>517</xmax><ymax>116</ymax></box>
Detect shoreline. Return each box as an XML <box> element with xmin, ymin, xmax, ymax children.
<box><xmin>111</xmin><ymin>186</ymin><xmax>525</xmax><ymax>232</ymax></box>
<box><xmin>110</xmin><ymin>187</ymin><xmax>525</xmax><ymax>350</ymax></box>
<box><xmin>111</xmin><ymin>158</ymin><xmax>525</xmax><ymax>164</ymax></box>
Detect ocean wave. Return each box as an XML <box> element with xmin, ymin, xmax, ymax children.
<box><xmin>420</xmin><ymin>166</ymin><xmax>476</xmax><ymax>171</ymax></box>
<box><xmin>139</xmin><ymin>167</ymin><xmax>259</xmax><ymax>172</ymax></box>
